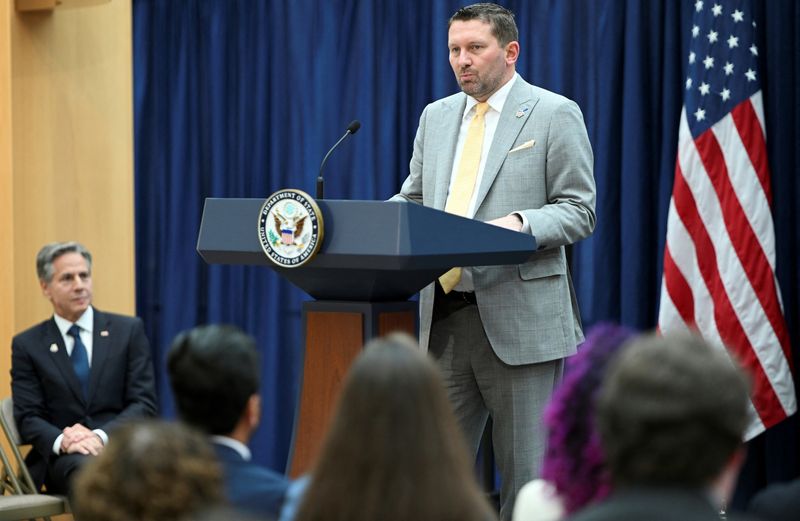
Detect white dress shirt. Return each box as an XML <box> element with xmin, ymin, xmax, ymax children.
<box><xmin>210</xmin><ymin>435</ymin><xmax>252</xmax><ymax>461</ymax></box>
<box><xmin>446</xmin><ymin>73</ymin><xmax>530</xmax><ymax>291</ymax></box>
<box><xmin>53</xmin><ymin>307</ymin><xmax>94</xmax><ymax>363</ymax></box>
<box><xmin>51</xmin><ymin>307</ymin><xmax>108</xmax><ymax>454</ymax></box>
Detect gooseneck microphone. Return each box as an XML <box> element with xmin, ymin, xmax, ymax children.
<box><xmin>316</xmin><ymin>120</ymin><xmax>361</xmax><ymax>199</ymax></box>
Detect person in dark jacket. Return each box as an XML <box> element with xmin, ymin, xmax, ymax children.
<box><xmin>167</xmin><ymin>324</ymin><xmax>293</xmax><ymax>519</ymax></box>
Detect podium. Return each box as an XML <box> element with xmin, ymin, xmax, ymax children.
<box><xmin>197</xmin><ymin>198</ymin><xmax>536</xmax><ymax>475</ymax></box>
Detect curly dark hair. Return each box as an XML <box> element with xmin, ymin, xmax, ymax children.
<box><xmin>72</xmin><ymin>420</ymin><xmax>224</xmax><ymax>521</ymax></box>
<box><xmin>540</xmin><ymin>323</ymin><xmax>635</xmax><ymax>513</ymax></box>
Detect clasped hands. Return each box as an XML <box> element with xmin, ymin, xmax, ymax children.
<box><xmin>60</xmin><ymin>424</ymin><xmax>104</xmax><ymax>456</ymax></box>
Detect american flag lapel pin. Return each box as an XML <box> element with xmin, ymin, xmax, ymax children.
<box><xmin>100</xmin><ymin>330</ymin><xmax>109</xmax><ymax>337</ymax></box>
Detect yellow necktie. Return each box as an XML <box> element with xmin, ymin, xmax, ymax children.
<box><xmin>439</xmin><ymin>102</ymin><xmax>490</xmax><ymax>294</ymax></box>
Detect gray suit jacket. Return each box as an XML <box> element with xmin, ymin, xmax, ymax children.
<box><xmin>394</xmin><ymin>76</ymin><xmax>596</xmax><ymax>365</ymax></box>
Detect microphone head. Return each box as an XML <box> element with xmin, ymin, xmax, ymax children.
<box><xmin>346</xmin><ymin>120</ymin><xmax>361</xmax><ymax>134</ymax></box>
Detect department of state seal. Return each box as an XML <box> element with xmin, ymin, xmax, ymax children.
<box><xmin>257</xmin><ymin>189</ymin><xmax>323</xmax><ymax>268</ymax></box>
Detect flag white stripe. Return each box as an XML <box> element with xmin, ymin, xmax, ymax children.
<box><xmin>710</xmin><ymin>107</ymin><xmax>776</xmax><ymax>266</ymax></box>
<box><xmin>665</xmin><ymin>196</ymin><xmax>717</xmax><ymax>338</ymax></box>
<box><xmin>751</xmin><ymin>91</ymin><xmax>766</xmax><ymax>137</ymax></box>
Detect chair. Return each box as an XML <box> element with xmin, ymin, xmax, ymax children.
<box><xmin>0</xmin><ymin>397</ymin><xmax>68</xmax><ymax>521</ymax></box>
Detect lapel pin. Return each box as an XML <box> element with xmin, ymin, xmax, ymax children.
<box><xmin>515</xmin><ymin>106</ymin><xmax>530</xmax><ymax>118</ymax></box>
<box><xmin>100</xmin><ymin>330</ymin><xmax>109</xmax><ymax>337</ymax></box>
<box><xmin>50</xmin><ymin>344</ymin><xmax>58</xmax><ymax>353</ymax></box>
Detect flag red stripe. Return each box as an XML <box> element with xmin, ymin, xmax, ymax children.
<box><xmin>731</xmin><ymin>99</ymin><xmax>772</xmax><ymax>205</ymax></box>
<box><xmin>671</xmin><ymin>164</ymin><xmax>786</xmax><ymax>426</ymax></box>
<box><xmin>693</xmin><ymin>129</ymin><xmax>794</xmax><ymax>365</ymax></box>
<box><xmin>662</xmin><ymin>244</ymin><xmax>696</xmax><ymax>328</ymax></box>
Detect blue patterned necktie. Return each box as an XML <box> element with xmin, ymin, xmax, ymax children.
<box><xmin>67</xmin><ymin>324</ymin><xmax>90</xmax><ymax>398</ymax></box>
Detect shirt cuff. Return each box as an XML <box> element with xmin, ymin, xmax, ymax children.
<box><xmin>93</xmin><ymin>429</ymin><xmax>108</xmax><ymax>445</ymax></box>
<box><xmin>53</xmin><ymin>434</ymin><xmax>64</xmax><ymax>455</ymax></box>
<box><xmin>512</xmin><ymin>212</ymin><xmax>531</xmax><ymax>234</ymax></box>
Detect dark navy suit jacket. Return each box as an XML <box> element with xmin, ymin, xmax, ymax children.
<box><xmin>213</xmin><ymin>440</ymin><xmax>290</xmax><ymax>518</ymax></box>
<box><xmin>748</xmin><ymin>478</ymin><xmax>800</xmax><ymax>521</ymax></box>
<box><xmin>10</xmin><ymin>308</ymin><xmax>158</xmax><ymax>486</ymax></box>
<box><xmin>568</xmin><ymin>487</ymin><xmax>761</xmax><ymax>521</ymax></box>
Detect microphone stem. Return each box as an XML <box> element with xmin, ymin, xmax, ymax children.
<box><xmin>316</xmin><ymin>176</ymin><xmax>324</xmax><ymax>199</ymax></box>
<box><xmin>318</xmin><ymin>131</ymin><xmax>352</xmax><ymax>178</ymax></box>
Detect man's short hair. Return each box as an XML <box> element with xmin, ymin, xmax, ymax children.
<box><xmin>449</xmin><ymin>3</ymin><xmax>519</xmax><ymax>47</ymax></box>
<box><xmin>167</xmin><ymin>325</ymin><xmax>260</xmax><ymax>435</ymax></box>
<box><xmin>37</xmin><ymin>242</ymin><xmax>92</xmax><ymax>282</ymax></box>
<box><xmin>597</xmin><ymin>333</ymin><xmax>749</xmax><ymax>488</ymax></box>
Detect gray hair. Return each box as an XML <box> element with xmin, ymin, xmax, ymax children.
<box><xmin>36</xmin><ymin>242</ymin><xmax>93</xmax><ymax>283</ymax></box>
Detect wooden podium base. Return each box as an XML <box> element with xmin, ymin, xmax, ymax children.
<box><xmin>288</xmin><ymin>300</ymin><xmax>417</xmax><ymax>477</ymax></box>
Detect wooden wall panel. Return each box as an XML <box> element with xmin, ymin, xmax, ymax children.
<box><xmin>1</xmin><ymin>1</ymin><xmax>135</xmax><ymax>402</ymax></box>
<box><xmin>1</xmin><ymin>3</ymin><xmax>16</xmax><ymax>389</ymax></box>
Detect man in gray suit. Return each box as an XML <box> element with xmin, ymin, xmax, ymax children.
<box><xmin>392</xmin><ymin>4</ymin><xmax>595</xmax><ymax>518</ymax></box>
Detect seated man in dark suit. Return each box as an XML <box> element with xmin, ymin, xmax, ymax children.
<box><xmin>569</xmin><ymin>333</ymin><xmax>755</xmax><ymax>521</ymax></box>
<box><xmin>167</xmin><ymin>324</ymin><xmax>292</xmax><ymax>519</ymax></box>
<box><xmin>11</xmin><ymin>241</ymin><xmax>158</xmax><ymax>494</ymax></box>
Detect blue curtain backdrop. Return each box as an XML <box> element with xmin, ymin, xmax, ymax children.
<box><xmin>133</xmin><ymin>0</ymin><xmax>800</xmax><ymax>502</ymax></box>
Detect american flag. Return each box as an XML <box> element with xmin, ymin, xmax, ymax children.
<box><xmin>658</xmin><ymin>0</ymin><xmax>796</xmax><ymax>439</ymax></box>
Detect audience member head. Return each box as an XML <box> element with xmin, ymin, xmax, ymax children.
<box><xmin>167</xmin><ymin>324</ymin><xmax>261</xmax><ymax>440</ymax></box>
<box><xmin>597</xmin><ymin>333</ymin><xmax>749</xmax><ymax>494</ymax></box>
<box><xmin>72</xmin><ymin>420</ymin><xmax>223</xmax><ymax>521</ymax></box>
<box><xmin>294</xmin><ymin>332</ymin><xmax>496</xmax><ymax>521</ymax></box>
<box><xmin>541</xmin><ymin>323</ymin><xmax>635</xmax><ymax>513</ymax></box>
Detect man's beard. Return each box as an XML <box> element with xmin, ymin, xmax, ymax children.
<box><xmin>457</xmin><ymin>68</ymin><xmax>504</xmax><ymax>99</ymax></box>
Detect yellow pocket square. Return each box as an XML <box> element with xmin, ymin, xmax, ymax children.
<box><xmin>508</xmin><ymin>140</ymin><xmax>535</xmax><ymax>154</ymax></box>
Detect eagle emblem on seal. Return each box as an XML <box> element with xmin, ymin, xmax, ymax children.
<box><xmin>274</xmin><ymin>211</ymin><xmax>307</xmax><ymax>246</ymax></box>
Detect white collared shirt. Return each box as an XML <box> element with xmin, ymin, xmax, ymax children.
<box><xmin>51</xmin><ymin>306</ymin><xmax>107</xmax><ymax>454</ymax></box>
<box><xmin>447</xmin><ymin>73</ymin><xmax>519</xmax><ymax>219</ymax></box>
<box><xmin>447</xmin><ymin>74</ymin><xmax>527</xmax><ymax>292</ymax></box>
<box><xmin>211</xmin><ymin>435</ymin><xmax>252</xmax><ymax>461</ymax></box>
<box><xmin>53</xmin><ymin>306</ymin><xmax>94</xmax><ymax>365</ymax></box>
